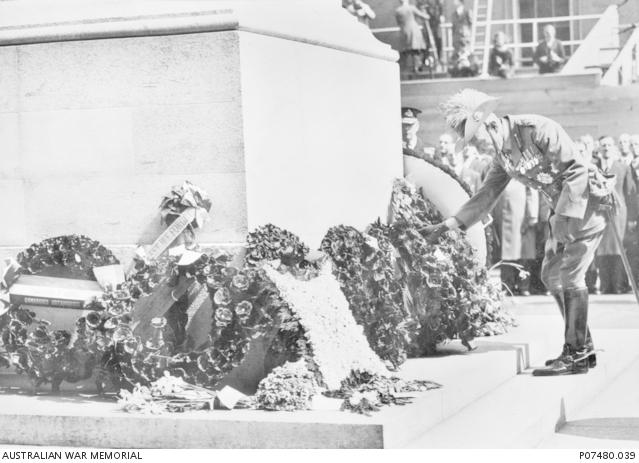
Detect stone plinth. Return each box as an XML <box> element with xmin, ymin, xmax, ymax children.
<box><xmin>0</xmin><ymin>0</ymin><xmax>402</xmax><ymax>267</ymax></box>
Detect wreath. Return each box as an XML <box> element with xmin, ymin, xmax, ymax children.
<box><xmin>389</xmin><ymin>179</ymin><xmax>511</xmax><ymax>354</ymax></box>
<box><xmin>320</xmin><ymin>224</ymin><xmax>413</xmax><ymax>369</ymax></box>
<box><xmin>0</xmin><ymin>235</ymin><xmax>119</xmax><ymax>390</ymax></box>
<box><xmin>16</xmin><ymin>235</ymin><xmax>119</xmax><ymax>280</ymax></box>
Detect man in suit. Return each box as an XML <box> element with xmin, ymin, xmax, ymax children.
<box><xmin>424</xmin><ymin>89</ymin><xmax>610</xmax><ymax>376</ymax></box>
<box><xmin>534</xmin><ymin>25</ymin><xmax>566</xmax><ymax>74</ymax></box>
<box><xmin>595</xmin><ymin>136</ymin><xmax>638</xmax><ymax>294</ymax></box>
<box><xmin>618</xmin><ymin>133</ymin><xmax>633</xmax><ymax>166</ymax></box>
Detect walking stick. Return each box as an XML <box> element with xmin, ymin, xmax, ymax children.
<box><xmin>605</xmin><ymin>208</ymin><xmax>639</xmax><ymax>304</ymax></box>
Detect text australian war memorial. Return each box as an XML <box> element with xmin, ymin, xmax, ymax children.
<box><xmin>0</xmin><ymin>0</ymin><xmax>638</xmax><ymax>450</ymax></box>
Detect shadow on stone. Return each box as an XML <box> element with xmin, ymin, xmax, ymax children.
<box><xmin>560</xmin><ymin>417</ymin><xmax>639</xmax><ymax>441</ymax></box>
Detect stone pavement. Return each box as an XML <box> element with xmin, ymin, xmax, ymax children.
<box><xmin>539</xmin><ymin>348</ymin><xmax>639</xmax><ymax>448</ymax></box>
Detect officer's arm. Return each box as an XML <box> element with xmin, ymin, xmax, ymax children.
<box><xmin>533</xmin><ymin>120</ymin><xmax>588</xmax><ymax>219</ymax></box>
<box><xmin>451</xmin><ymin>158</ymin><xmax>511</xmax><ymax>230</ymax></box>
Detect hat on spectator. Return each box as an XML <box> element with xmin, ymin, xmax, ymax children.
<box><xmin>440</xmin><ymin>89</ymin><xmax>500</xmax><ymax>142</ymax></box>
<box><xmin>401</xmin><ymin>107</ymin><xmax>422</xmax><ymax>125</ymax></box>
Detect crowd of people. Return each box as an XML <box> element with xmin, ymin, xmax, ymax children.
<box><xmin>390</xmin><ymin>0</ymin><xmax>568</xmax><ymax>79</ymax></box>
<box><xmin>401</xmin><ymin>107</ymin><xmax>639</xmax><ymax>296</ymax></box>
<box><xmin>341</xmin><ymin>0</ymin><xmax>569</xmax><ymax>79</ymax></box>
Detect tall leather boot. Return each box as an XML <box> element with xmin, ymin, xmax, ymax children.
<box><xmin>534</xmin><ymin>288</ymin><xmax>591</xmax><ymax>376</ymax></box>
<box><xmin>545</xmin><ymin>292</ymin><xmax>596</xmax><ymax>367</ymax></box>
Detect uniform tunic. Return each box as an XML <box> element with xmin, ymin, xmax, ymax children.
<box><xmin>454</xmin><ymin>114</ymin><xmax>608</xmax><ymax>291</ymax></box>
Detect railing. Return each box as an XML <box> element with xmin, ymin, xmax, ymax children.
<box><xmin>371</xmin><ymin>12</ymin><xmax>603</xmax><ymax>70</ymax></box>
<box><xmin>480</xmin><ymin>0</ymin><xmax>494</xmax><ymax>76</ymax></box>
<box><xmin>561</xmin><ymin>5</ymin><xmax>619</xmax><ymax>74</ymax></box>
<box><xmin>601</xmin><ymin>25</ymin><xmax>639</xmax><ymax>85</ymax></box>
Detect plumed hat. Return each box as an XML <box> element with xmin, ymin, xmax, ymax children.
<box><xmin>439</xmin><ymin>89</ymin><xmax>500</xmax><ymax>142</ymax></box>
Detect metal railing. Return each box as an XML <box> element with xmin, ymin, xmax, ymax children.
<box><xmin>602</xmin><ymin>24</ymin><xmax>639</xmax><ymax>85</ymax></box>
<box><xmin>371</xmin><ymin>12</ymin><xmax>603</xmax><ymax>70</ymax></box>
<box><xmin>562</xmin><ymin>5</ymin><xmax>619</xmax><ymax>74</ymax></box>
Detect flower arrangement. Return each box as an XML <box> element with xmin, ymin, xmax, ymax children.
<box><xmin>388</xmin><ymin>179</ymin><xmax>512</xmax><ymax>353</ymax></box>
<box><xmin>118</xmin><ymin>372</ymin><xmax>216</xmax><ymax>414</ymax></box>
<box><xmin>320</xmin><ymin>224</ymin><xmax>414</xmax><ymax>369</ymax></box>
<box><xmin>16</xmin><ymin>235</ymin><xmax>119</xmax><ymax>281</ymax></box>
<box><xmin>245</xmin><ymin>224</ymin><xmax>318</xmax><ymax>272</ymax></box>
<box><xmin>263</xmin><ymin>264</ymin><xmax>388</xmax><ymax>391</ymax></box>
<box><xmin>255</xmin><ymin>360</ymin><xmax>318</xmax><ymax>411</ymax></box>
<box><xmin>329</xmin><ymin>370</ymin><xmax>441</xmax><ymax>416</ymax></box>
<box><xmin>0</xmin><ymin>307</ymin><xmax>97</xmax><ymax>392</ymax></box>
<box><xmin>159</xmin><ymin>181</ymin><xmax>212</xmax><ymax>244</ymax></box>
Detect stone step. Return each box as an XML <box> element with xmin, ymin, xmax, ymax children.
<box><xmin>404</xmin><ymin>324</ymin><xmax>639</xmax><ymax>447</ymax></box>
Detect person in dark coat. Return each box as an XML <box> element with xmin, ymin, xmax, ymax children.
<box><xmin>595</xmin><ymin>136</ymin><xmax>638</xmax><ymax>294</ymax></box>
<box><xmin>498</xmin><ymin>182</ymin><xmax>539</xmax><ymax>295</ymax></box>
<box><xmin>417</xmin><ymin>0</ymin><xmax>444</xmax><ymax>64</ymax></box>
<box><xmin>395</xmin><ymin>0</ymin><xmax>430</xmax><ymax>75</ymax></box>
<box><xmin>488</xmin><ymin>32</ymin><xmax>514</xmax><ymax>79</ymax></box>
<box><xmin>424</xmin><ymin>89</ymin><xmax>611</xmax><ymax>376</ymax></box>
<box><xmin>534</xmin><ymin>25</ymin><xmax>566</xmax><ymax>74</ymax></box>
<box><xmin>449</xmin><ymin>0</ymin><xmax>478</xmax><ymax>77</ymax></box>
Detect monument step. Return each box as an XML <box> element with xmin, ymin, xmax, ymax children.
<box><xmin>0</xmin><ymin>306</ymin><xmax>556</xmax><ymax>448</ymax></box>
<box><xmin>404</xmin><ymin>327</ymin><xmax>639</xmax><ymax>448</ymax></box>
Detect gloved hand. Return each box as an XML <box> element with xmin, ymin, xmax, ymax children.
<box><xmin>420</xmin><ymin>222</ymin><xmax>450</xmax><ymax>243</ymax></box>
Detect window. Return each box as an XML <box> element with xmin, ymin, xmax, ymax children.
<box><xmin>518</xmin><ymin>0</ymin><xmax>572</xmax><ymax>66</ymax></box>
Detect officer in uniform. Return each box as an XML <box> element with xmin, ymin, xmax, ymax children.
<box><xmin>423</xmin><ymin>89</ymin><xmax>610</xmax><ymax>376</ymax></box>
<box><xmin>401</xmin><ymin>107</ymin><xmax>429</xmax><ymax>159</ymax></box>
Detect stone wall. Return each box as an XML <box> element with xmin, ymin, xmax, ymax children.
<box><xmin>0</xmin><ymin>1</ymin><xmax>403</xmax><ymax>268</ymax></box>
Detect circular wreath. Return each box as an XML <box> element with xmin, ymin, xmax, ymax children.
<box><xmin>16</xmin><ymin>235</ymin><xmax>119</xmax><ymax>280</ymax></box>
<box><xmin>1</xmin><ymin>235</ymin><xmax>120</xmax><ymax>390</ymax></box>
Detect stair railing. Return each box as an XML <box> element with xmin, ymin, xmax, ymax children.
<box><xmin>470</xmin><ymin>0</ymin><xmax>480</xmax><ymax>52</ymax></box>
<box><xmin>480</xmin><ymin>0</ymin><xmax>493</xmax><ymax>77</ymax></box>
<box><xmin>601</xmin><ymin>24</ymin><xmax>639</xmax><ymax>85</ymax></box>
<box><xmin>562</xmin><ymin>5</ymin><xmax>619</xmax><ymax>74</ymax></box>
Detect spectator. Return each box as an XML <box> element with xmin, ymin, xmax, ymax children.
<box><xmin>488</xmin><ymin>31</ymin><xmax>514</xmax><ymax>79</ymax></box>
<box><xmin>630</xmin><ymin>134</ymin><xmax>639</xmax><ymax>159</ymax></box>
<box><xmin>417</xmin><ymin>0</ymin><xmax>445</xmax><ymax>66</ymax></box>
<box><xmin>498</xmin><ymin>183</ymin><xmax>539</xmax><ymax>296</ymax></box>
<box><xmin>595</xmin><ymin>136</ymin><xmax>638</xmax><ymax>294</ymax></box>
<box><xmin>395</xmin><ymin>0</ymin><xmax>430</xmax><ymax>75</ymax></box>
<box><xmin>534</xmin><ymin>25</ymin><xmax>566</xmax><ymax>74</ymax></box>
<box><xmin>401</xmin><ymin>107</ymin><xmax>428</xmax><ymax>158</ymax></box>
<box><xmin>450</xmin><ymin>0</ymin><xmax>478</xmax><ymax>77</ymax></box>
<box><xmin>619</xmin><ymin>133</ymin><xmax>633</xmax><ymax>165</ymax></box>
<box><xmin>344</xmin><ymin>0</ymin><xmax>376</xmax><ymax>28</ymax></box>
<box><xmin>438</xmin><ymin>133</ymin><xmax>482</xmax><ymax>193</ymax></box>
